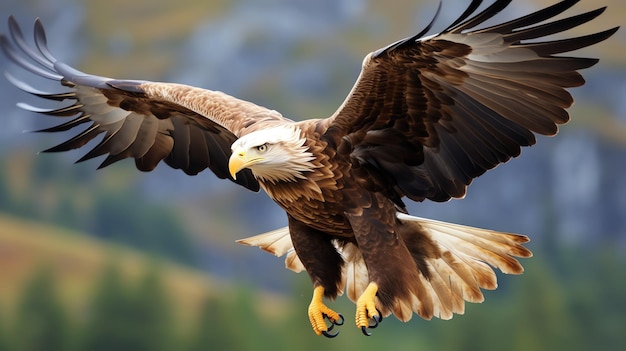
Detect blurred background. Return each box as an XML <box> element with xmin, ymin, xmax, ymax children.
<box><xmin>0</xmin><ymin>0</ymin><xmax>624</xmax><ymax>350</ymax></box>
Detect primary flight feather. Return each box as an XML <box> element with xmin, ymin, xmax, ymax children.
<box><xmin>1</xmin><ymin>0</ymin><xmax>618</xmax><ymax>337</ymax></box>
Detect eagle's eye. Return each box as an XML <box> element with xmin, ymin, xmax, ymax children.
<box><xmin>256</xmin><ymin>143</ymin><xmax>268</xmax><ymax>152</ymax></box>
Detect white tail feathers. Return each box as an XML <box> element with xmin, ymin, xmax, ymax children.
<box><xmin>236</xmin><ymin>227</ymin><xmax>305</xmax><ymax>273</ymax></box>
<box><xmin>394</xmin><ymin>213</ymin><xmax>531</xmax><ymax>320</ymax></box>
<box><xmin>236</xmin><ymin>213</ymin><xmax>532</xmax><ymax>322</ymax></box>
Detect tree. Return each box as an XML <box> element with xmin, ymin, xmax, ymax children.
<box><xmin>13</xmin><ymin>264</ymin><xmax>70</xmax><ymax>351</ymax></box>
<box><xmin>126</xmin><ymin>263</ymin><xmax>176</xmax><ymax>351</ymax></box>
<box><xmin>0</xmin><ymin>306</ymin><xmax>10</xmax><ymax>351</ymax></box>
<box><xmin>187</xmin><ymin>294</ymin><xmax>244</xmax><ymax>351</ymax></box>
<box><xmin>81</xmin><ymin>260</ymin><xmax>176</xmax><ymax>351</ymax></box>
<box><xmin>188</xmin><ymin>284</ymin><xmax>284</xmax><ymax>351</ymax></box>
<box><xmin>81</xmin><ymin>262</ymin><xmax>136</xmax><ymax>351</ymax></box>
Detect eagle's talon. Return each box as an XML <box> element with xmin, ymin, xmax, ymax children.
<box><xmin>368</xmin><ymin>314</ymin><xmax>381</xmax><ymax>329</ymax></box>
<box><xmin>322</xmin><ymin>312</ymin><xmax>344</xmax><ymax>330</ymax></box>
<box><xmin>309</xmin><ymin>286</ymin><xmax>343</xmax><ymax>337</ymax></box>
<box><xmin>355</xmin><ymin>282</ymin><xmax>380</xmax><ymax>334</ymax></box>
<box><xmin>368</xmin><ymin>309</ymin><xmax>383</xmax><ymax>329</ymax></box>
<box><xmin>322</xmin><ymin>329</ymin><xmax>340</xmax><ymax>338</ymax></box>
<box><xmin>320</xmin><ymin>312</ymin><xmax>343</xmax><ymax>336</ymax></box>
<box><xmin>332</xmin><ymin>313</ymin><xmax>345</xmax><ymax>326</ymax></box>
<box><xmin>326</xmin><ymin>320</ymin><xmax>335</xmax><ymax>332</ymax></box>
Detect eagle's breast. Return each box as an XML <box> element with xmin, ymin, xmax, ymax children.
<box><xmin>259</xmin><ymin>128</ymin><xmax>355</xmax><ymax>237</ymax></box>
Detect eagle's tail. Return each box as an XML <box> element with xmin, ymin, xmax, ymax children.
<box><xmin>343</xmin><ymin>213</ymin><xmax>532</xmax><ymax>322</ymax></box>
<box><xmin>236</xmin><ymin>213</ymin><xmax>532</xmax><ymax>322</ymax></box>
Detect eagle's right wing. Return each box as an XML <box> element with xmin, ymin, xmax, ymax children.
<box><xmin>323</xmin><ymin>0</ymin><xmax>617</xmax><ymax>203</ymax></box>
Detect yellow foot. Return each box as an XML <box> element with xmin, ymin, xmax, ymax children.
<box><xmin>308</xmin><ymin>286</ymin><xmax>344</xmax><ymax>338</ymax></box>
<box><xmin>355</xmin><ymin>282</ymin><xmax>382</xmax><ymax>336</ymax></box>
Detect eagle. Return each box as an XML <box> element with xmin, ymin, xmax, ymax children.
<box><xmin>1</xmin><ymin>0</ymin><xmax>617</xmax><ymax>337</ymax></box>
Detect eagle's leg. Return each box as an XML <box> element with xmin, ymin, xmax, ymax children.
<box><xmin>287</xmin><ymin>215</ymin><xmax>346</xmax><ymax>337</ymax></box>
<box><xmin>308</xmin><ymin>285</ymin><xmax>344</xmax><ymax>337</ymax></box>
<box><xmin>355</xmin><ymin>282</ymin><xmax>382</xmax><ymax>336</ymax></box>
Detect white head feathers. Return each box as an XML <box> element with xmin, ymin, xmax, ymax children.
<box><xmin>231</xmin><ymin>125</ymin><xmax>316</xmax><ymax>183</ymax></box>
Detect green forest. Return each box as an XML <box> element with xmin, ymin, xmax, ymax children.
<box><xmin>0</xmin><ymin>247</ymin><xmax>624</xmax><ymax>351</ymax></box>
<box><xmin>0</xmin><ymin>152</ymin><xmax>624</xmax><ymax>350</ymax></box>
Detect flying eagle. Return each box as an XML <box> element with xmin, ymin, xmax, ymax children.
<box><xmin>1</xmin><ymin>0</ymin><xmax>617</xmax><ymax>337</ymax></box>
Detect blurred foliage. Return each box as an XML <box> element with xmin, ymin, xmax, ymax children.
<box><xmin>0</xmin><ymin>152</ymin><xmax>198</xmax><ymax>266</ymax></box>
<box><xmin>0</xmin><ymin>245</ymin><xmax>623</xmax><ymax>351</ymax></box>
<box><xmin>12</xmin><ymin>265</ymin><xmax>70</xmax><ymax>351</ymax></box>
<box><xmin>81</xmin><ymin>262</ymin><xmax>175</xmax><ymax>351</ymax></box>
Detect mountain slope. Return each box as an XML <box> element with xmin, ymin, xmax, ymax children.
<box><xmin>0</xmin><ymin>213</ymin><xmax>286</xmax><ymax>323</ymax></box>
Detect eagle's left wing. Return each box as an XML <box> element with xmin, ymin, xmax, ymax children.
<box><xmin>323</xmin><ymin>0</ymin><xmax>618</xmax><ymax>204</ymax></box>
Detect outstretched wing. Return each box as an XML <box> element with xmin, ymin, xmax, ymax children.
<box><xmin>324</xmin><ymin>0</ymin><xmax>618</xmax><ymax>203</ymax></box>
<box><xmin>0</xmin><ymin>16</ymin><xmax>289</xmax><ymax>192</ymax></box>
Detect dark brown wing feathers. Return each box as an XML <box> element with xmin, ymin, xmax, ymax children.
<box><xmin>325</xmin><ymin>0</ymin><xmax>618</xmax><ymax>203</ymax></box>
<box><xmin>1</xmin><ymin>16</ymin><xmax>261</xmax><ymax>191</ymax></box>
<box><xmin>1</xmin><ymin>1</ymin><xmax>618</xmax><ymax>202</ymax></box>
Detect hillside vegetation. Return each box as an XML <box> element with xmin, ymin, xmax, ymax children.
<box><xmin>1</xmin><ymin>212</ymin><xmax>625</xmax><ymax>351</ymax></box>
<box><xmin>0</xmin><ymin>213</ymin><xmax>284</xmax><ymax>323</ymax></box>
<box><xmin>0</xmin><ymin>213</ymin><xmax>298</xmax><ymax>350</ymax></box>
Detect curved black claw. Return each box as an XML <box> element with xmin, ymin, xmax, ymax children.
<box><xmin>322</xmin><ymin>329</ymin><xmax>339</xmax><ymax>338</ymax></box>
<box><xmin>361</xmin><ymin>309</ymin><xmax>383</xmax><ymax>336</ymax></box>
<box><xmin>321</xmin><ymin>313</ymin><xmax>344</xmax><ymax>338</ymax></box>
<box><xmin>368</xmin><ymin>309</ymin><xmax>383</xmax><ymax>329</ymax></box>
<box><xmin>332</xmin><ymin>313</ymin><xmax>345</xmax><ymax>326</ymax></box>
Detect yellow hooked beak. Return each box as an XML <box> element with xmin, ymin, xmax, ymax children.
<box><xmin>229</xmin><ymin>149</ymin><xmax>263</xmax><ymax>180</ymax></box>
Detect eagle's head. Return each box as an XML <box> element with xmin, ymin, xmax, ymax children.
<box><xmin>229</xmin><ymin>125</ymin><xmax>316</xmax><ymax>183</ymax></box>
